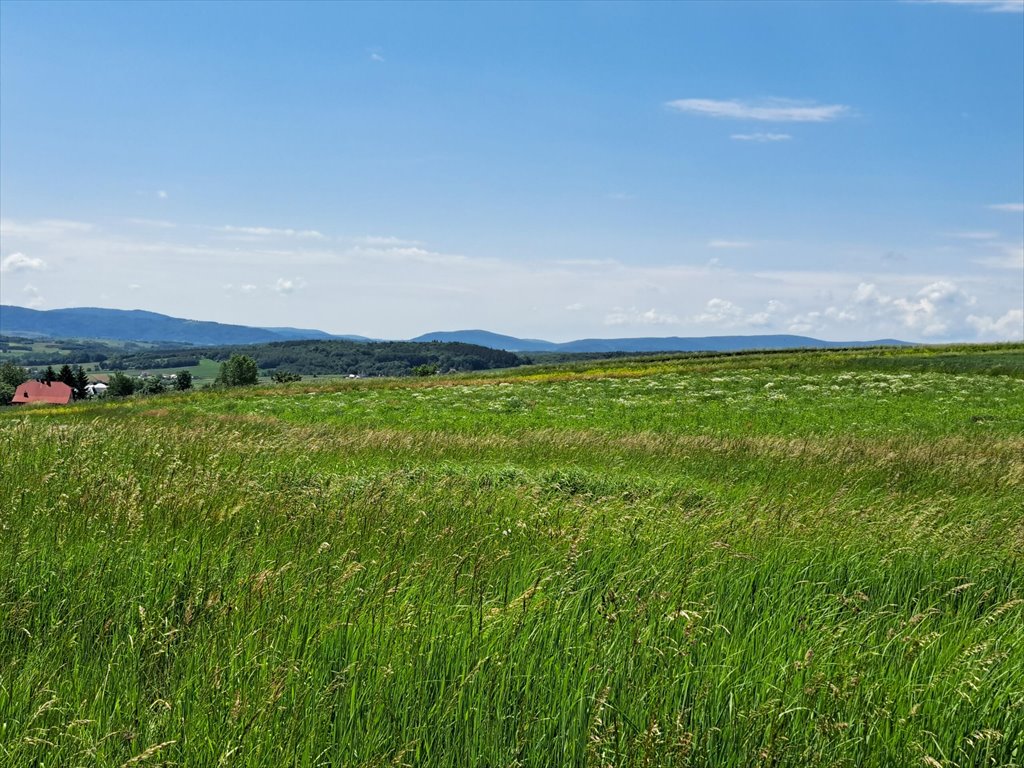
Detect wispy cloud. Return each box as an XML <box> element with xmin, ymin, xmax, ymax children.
<box><xmin>604</xmin><ymin>307</ymin><xmax>680</xmax><ymax>326</ymax></box>
<box><xmin>22</xmin><ymin>283</ymin><xmax>44</xmax><ymax>308</ymax></box>
<box><xmin>218</xmin><ymin>225</ymin><xmax>325</xmax><ymax>239</ymax></box>
<box><xmin>693</xmin><ymin>298</ymin><xmax>785</xmax><ymax>328</ymax></box>
<box><xmin>914</xmin><ymin>0</ymin><xmax>1024</xmax><ymax>14</ymax></box>
<box><xmin>730</xmin><ymin>132</ymin><xmax>793</xmax><ymax>142</ymax></box>
<box><xmin>967</xmin><ymin>309</ymin><xmax>1024</xmax><ymax>338</ymax></box>
<box><xmin>974</xmin><ymin>243</ymin><xmax>1024</xmax><ymax>270</ymax></box>
<box><xmin>126</xmin><ymin>218</ymin><xmax>176</xmax><ymax>229</ymax></box>
<box><xmin>273</xmin><ymin>277</ymin><xmax>306</xmax><ymax>295</ymax></box>
<box><xmin>352</xmin><ymin>244</ymin><xmax>482</xmax><ymax>268</ymax></box>
<box><xmin>554</xmin><ymin>258</ymin><xmax>620</xmax><ymax>267</ymax></box>
<box><xmin>882</xmin><ymin>250</ymin><xmax>909</xmax><ymax>263</ymax></box>
<box><xmin>945</xmin><ymin>230</ymin><xmax>998</xmax><ymax>240</ymax></box>
<box><xmin>1</xmin><ymin>219</ymin><xmax>94</xmax><ymax>239</ymax></box>
<box><xmin>787</xmin><ymin>306</ymin><xmax>856</xmax><ymax>333</ymax></box>
<box><xmin>354</xmin><ymin>235</ymin><xmax>422</xmax><ymax>247</ymax></box>
<box><xmin>666</xmin><ymin>98</ymin><xmax>850</xmax><ymax>123</ymax></box>
<box><xmin>989</xmin><ymin>203</ymin><xmax>1024</xmax><ymax>213</ymax></box>
<box><xmin>157</xmin><ymin>190</ymin><xmax>169</xmax><ymax>200</ymax></box>
<box><xmin>1</xmin><ymin>214</ymin><xmax>1017</xmax><ymax>342</ymax></box>
<box><xmin>224</xmin><ymin>282</ymin><xmax>260</xmax><ymax>296</ymax></box>
<box><xmin>1</xmin><ymin>252</ymin><xmax>48</xmax><ymax>273</ymax></box>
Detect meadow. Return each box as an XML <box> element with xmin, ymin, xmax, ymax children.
<box><xmin>1</xmin><ymin>344</ymin><xmax>1022</xmax><ymax>767</ymax></box>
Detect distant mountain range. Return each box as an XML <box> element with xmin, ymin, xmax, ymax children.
<box><xmin>411</xmin><ymin>329</ymin><xmax>910</xmax><ymax>353</ymax></box>
<box><xmin>0</xmin><ymin>306</ymin><xmax>373</xmax><ymax>346</ymax></box>
<box><xmin>1</xmin><ymin>305</ymin><xmax>910</xmax><ymax>353</ymax></box>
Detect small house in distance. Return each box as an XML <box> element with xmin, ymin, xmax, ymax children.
<box><xmin>13</xmin><ymin>380</ymin><xmax>73</xmax><ymax>405</ymax></box>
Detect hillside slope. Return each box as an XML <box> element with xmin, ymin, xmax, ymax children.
<box><xmin>0</xmin><ymin>305</ymin><xmax>357</xmax><ymax>346</ymax></box>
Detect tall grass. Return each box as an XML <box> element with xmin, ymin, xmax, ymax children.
<box><xmin>1</xmin><ymin>345</ymin><xmax>1022</xmax><ymax>766</ymax></box>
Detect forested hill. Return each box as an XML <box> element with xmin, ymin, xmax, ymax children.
<box><xmin>106</xmin><ymin>339</ymin><xmax>523</xmax><ymax>377</ymax></box>
<box><xmin>0</xmin><ymin>305</ymin><xmax>363</xmax><ymax>345</ymax></box>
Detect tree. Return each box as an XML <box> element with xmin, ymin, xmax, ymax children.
<box><xmin>72</xmin><ymin>366</ymin><xmax>89</xmax><ymax>400</ymax></box>
<box><xmin>107</xmin><ymin>371</ymin><xmax>136</xmax><ymax>398</ymax></box>
<box><xmin>0</xmin><ymin>361</ymin><xmax>27</xmax><ymax>390</ymax></box>
<box><xmin>57</xmin><ymin>364</ymin><xmax>75</xmax><ymax>388</ymax></box>
<box><xmin>412</xmin><ymin>364</ymin><xmax>438</xmax><ymax>377</ymax></box>
<box><xmin>43</xmin><ymin>366</ymin><xmax>56</xmax><ymax>383</ymax></box>
<box><xmin>175</xmin><ymin>370</ymin><xmax>193</xmax><ymax>391</ymax></box>
<box><xmin>216</xmin><ymin>355</ymin><xmax>259</xmax><ymax>387</ymax></box>
<box><xmin>0</xmin><ymin>362</ymin><xmax>28</xmax><ymax>406</ymax></box>
<box><xmin>138</xmin><ymin>376</ymin><xmax>166</xmax><ymax>395</ymax></box>
<box><xmin>271</xmin><ymin>370</ymin><xmax>301</xmax><ymax>383</ymax></box>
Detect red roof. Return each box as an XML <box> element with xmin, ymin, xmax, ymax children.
<box><xmin>13</xmin><ymin>380</ymin><xmax>73</xmax><ymax>405</ymax></box>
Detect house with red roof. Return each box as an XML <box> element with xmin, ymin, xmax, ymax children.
<box><xmin>12</xmin><ymin>380</ymin><xmax>73</xmax><ymax>405</ymax></box>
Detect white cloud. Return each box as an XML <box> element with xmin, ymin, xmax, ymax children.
<box><xmin>553</xmin><ymin>258</ymin><xmax>620</xmax><ymax>267</ymax></box>
<box><xmin>1</xmin><ymin>252</ymin><xmax>48</xmax><ymax>273</ymax></box>
<box><xmin>824</xmin><ymin>306</ymin><xmax>857</xmax><ymax>322</ymax></box>
<box><xmin>224</xmin><ymin>282</ymin><xmax>260</xmax><ymax>296</ymax></box>
<box><xmin>1</xmin><ymin>219</ymin><xmax>94</xmax><ymax>239</ymax></box>
<box><xmin>989</xmin><ymin>203</ymin><xmax>1024</xmax><ymax>212</ymax></box>
<box><xmin>747</xmin><ymin>299</ymin><xmax>788</xmax><ymax>326</ymax></box>
<box><xmin>914</xmin><ymin>1</ymin><xmax>1024</xmax><ymax>13</ymax></box>
<box><xmin>273</xmin><ymin>277</ymin><xmax>306</xmax><ymax>295</ymax></box>
<box><xmin>694</xmin><ymin>298</ymin><xmax>744</xmax><ymax>324</ymax></box>
<box><xmin>1</xmin><ymin>214</ymin><xmax>1017</xmax><ymax>343</ymax></box>
<box><xmin>353</xmin><ymin>244</ymin><xmax>482</xmax><ymax>267</ymax></box>
<box><xmin>218</xmin><ymin>225</ymin><xmax>325</xmax><ymax>239</ymax></box>
<box><xmin>128</xmin><ymin>283</ymin><xmax>142</xmax><ymax>291</ymax></box>
<box><xmin>945</xmin><ymin>231</ymin><xmax>997</xmax><ymax>240</ymax></box>
<box><xmin>354</xmin><ymin>235</ymin><xmax>422</xmax><ymax>247</ymax></box>
<box><xmin>974</xmin><ymin>243</ymin><xmax>1024</xmax><ymax>270</ymax></box>
<box><xmin>126</xmin><ymin>218</ymin><xmax>176</xmax><ymax>228</ymax></box>
<box><xmin>666</xmin><ymin>98</ymin><xmax>850</xmax><ymax>123</ymax></box>
<box><xmin>604</xmin><ymin>307</ymin><xmax>680</xmax><ymax>326</ymax></box>
<box><xmin>853</xmin><ymin>283</ymin><xmax>884</xmax><ymax>304</ymax></box>
<box><xmin>853</xmin><ymin>280</ymin><xmax>978</xmax><ymax>337</ymax></box>
<box><xmin>39</xmin><ymin>218</ymin><xmax>94</xmax><ymax>232</ymax></box>
<box><xmin>369</xmin><ymin>49</ymin><xmax>385</xmax><ymax>62</ymax></box>
<box><xmin>787</xmin><ymin>307</ymin><xmax>857</xmax><ymax>334</ymax></box>
<box><xmin>708</xmin><ymin>239</ymin><xmax>752</xmax><ymax>249</ymax></box>
<box><xmin>967</xmin><ymin>309</ymin><xmax>1024</xmax><ymax>339</ymax></box>
<box><xmin>22</xmin><ymin>284</ymin><xmax>45</xmax><ymax>308</ymax></box>
<box><xmin>730</xmin><ymin>133</ymin><xmax>793</xmax><ymax>142</ymax></box>
<box><xmin>157</xmin><ymin>190</ymin><xmax>169</xmax><ymax>200</ymax></box>
<box><xmin>695</xmin><ymin>298</ymin><xmax>785</xmax><ymax>328</ymax></box>
<box><xmin>787</xmin><ymin>312</ymin><xmax>821</xmax><ymax>334</ymax></box>
<box><xmin>565</xmin><ymin>302</ymin><xmax>584</xmax><ymax>311</ymax></box>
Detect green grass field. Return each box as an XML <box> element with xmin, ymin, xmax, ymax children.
<box><xmin>1</xmin><ymin>344</ymin><xmax>1022</xmax><ymax>767</ymax></box>
<box><xmin>90</xmin><ymin>356</ymin><xmax>226</xmax><ymax>386</ymax></box>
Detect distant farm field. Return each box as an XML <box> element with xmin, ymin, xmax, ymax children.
<box><xmin>1</xmin><ymin>344</ymin><xmax>1022</xmax><ymax>767</ymax></box>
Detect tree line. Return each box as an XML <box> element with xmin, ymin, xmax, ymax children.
<box><xmin>105</xmin><ymin>340</ymin><xmax>523</xmax><ymax>377</ymax></box>
<box><xmin>0</xmin><ymin>336</ymin><xmax>157</xmax><ymax>366</ymax></box>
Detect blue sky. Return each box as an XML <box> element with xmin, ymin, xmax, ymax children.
<box><xmin>1</xmin><ymin>0</ymin><xmax>1022</xmax><ymax>341</ymax></box>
